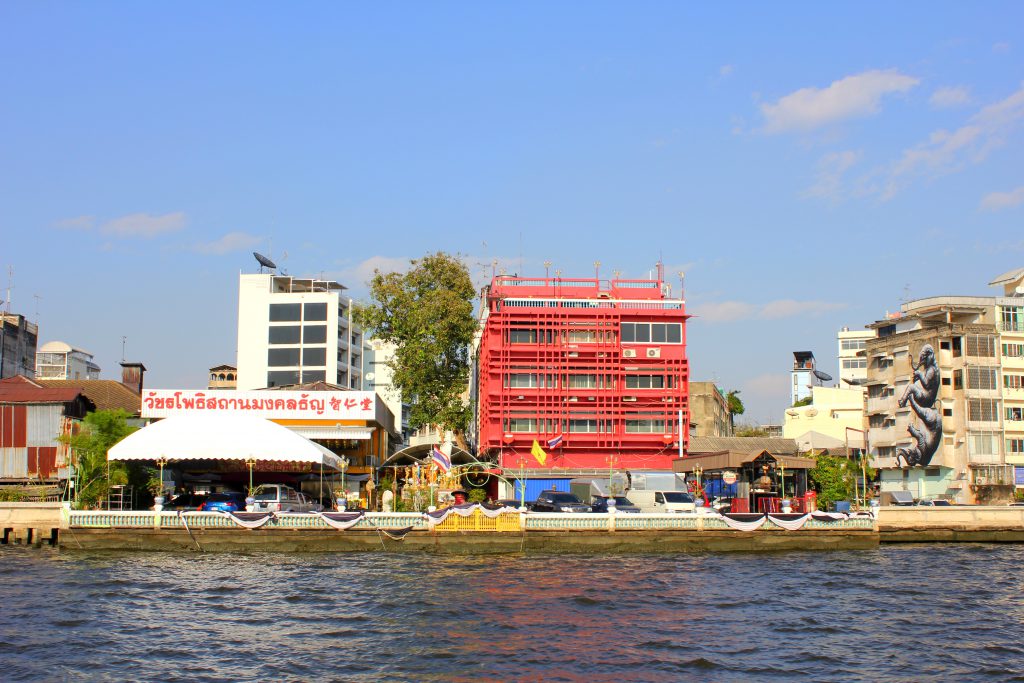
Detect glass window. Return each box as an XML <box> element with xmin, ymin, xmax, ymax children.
<box><xmin>621</xmin><ymin>324</ymin><xmax>635</xmax><ymax>343</ymax></box>
<box><xmin>634</xmin><ymin>325</ymin><xmax>650</xmax><ymax>343</ymax></box>
<box><xmin>568</xmin><ymin>419</ymin><xmax>597</xmax><ymax>432</ymax></box>
<box><xmin>625</xmin><ymin>419</ymin><xmax>666</xmax><ymax>433</ymax></box>
<box><xmin>567</xmin><ymin>374</ymin><xmax>597</xmax><ymax>388</ymax></box>
<box><xmin>507</xmin><ymin>373</ymin><xmax>538</xmax><ymax>388</ymax></box>
<box><xmin>967</xmin><ymin>367</ymin><xmax>998</xmax><ymax>390</ymax></box>
<box><xmin>268</xmin><ymin>326</ymin><xmax>301</xmax><ymax>345</ymax></box>
<box><xmin>267</xmin><ymin>370</ymin><xmax>300</xmax><ymax>387</ymax></box>
<box><xmin>304</xmin><ymin>302</ymin><xmax>328</xmax><ymax>321</ymax></box>
<box><xmin>304</xmin><ymin>325</ymin><xmax>327</xmax><ymax>344</ymax></box>
<box><xmin>507</xmin><ymin>418</ymin><xmax>537</xmax><ymax>432</ymax></box>
<box><xmin>268</xmin><ymin>348</ymin><xmax>300</xmax><ymax>367</ymax></box>
<box><xmin>652</xmin><ymin>324</ymin><xmax>667</xmax><ymax>343</ymax></box>
<box><xmin>666</xmin><ymin>324</ymin><xmax>681</xmax><ymax>343</ymax></box>
<box><xmin>303</xmin><ymin>347</ymin><xmax>326</xmax><ymax>366</ymax></box>
<box><xmin>269</xmin><ymin>303</ymin><xmax>301</xmax><ymax>322</ymax></box>
<box><xmin>509</xmin><ymin>329</ymin><xmax>537</xmax><ymax>344</ymax></box>
<box><xmin>301</xmin><ymin>369</ymin><xmax>326</xmax><ymax>382</ymax></box>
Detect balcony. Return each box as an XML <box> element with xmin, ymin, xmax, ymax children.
<box><xmin>867</xmin><ymin>397</ymin><xmax>895</xmax><ymax>414</ymax></box>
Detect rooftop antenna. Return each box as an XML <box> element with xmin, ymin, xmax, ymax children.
<box><xmin>121</xmin><ymin>336</ymin><xmax>127</xmax><ymax>362</ymax></box>
<box><xmin>544</xmin><ymin>261</ymin><xmax>552</xmax><ymax>278</ymax></box>
<box><xmin>5</xmin><ymin>265</ymin><xmax>13</xmax><ymax>314</ymax></box>
<box><xmin>901</xmin><ymin>283</ymin><xmax>911</xmax><ymax>303</ymax></box>
<box><xmin>33</xmin><ymin>293</ymin><xmax>41</xmax><ymax>325</ymax></box>
<box><xmin>253</xmin><ymin>252</ymin><xmax>277</xmax><ymax>273</ymax></box>
<box><xmin>594</xmin><ymin>260</ymin><xmax>601</xmax><ymax>281</ymax></box>
<box><xmin>280</xmin><ymin>250</ymin><xmax>289</xmax><ymax>276</ymax></box>
<box><xmin>678</xmin><ymin>271</ymin><xmax>686</xmax><ymax>300</ymax></box>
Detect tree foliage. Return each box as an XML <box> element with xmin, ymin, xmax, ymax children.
<box><xmin>734</xmin><ymin>426</ymin><xmax>769</xmax><ymax>437</ymax></box>
<box><xmin>808</xmin><ymin>452</ymin><xmax>857</xmax><ymax>510</ymax></box>
<box><xmin>61</xmin><ymin>409</ymin><xmax>138</xmax><ymax>508</ymax></box>
<box><xmin>726</xmin><ymin>390</ymin><xmax>745</xmax><ymax>416</ymax></box>
<box><xmin>355</xmin><ymin>252</ymin><xmax>477</xmax><ymax>437</ymax></box>
<box><xmin>792</xmin><ymin>396</ymin><xmax>813</xmax><ymax>407</ymax></box>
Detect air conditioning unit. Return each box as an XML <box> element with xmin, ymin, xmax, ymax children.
<box><xmin>623</xmin><ymin>349</ymin><xmax>637</xmax><ymax>358</ymax></box>
<box><xmin>646</xmin><ymin>348</ymin><xmax>661</xmax><ymax>358</ymax></box>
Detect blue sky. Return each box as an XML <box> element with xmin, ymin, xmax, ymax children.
<box><xmin>2</xmin><ymin>2</ymin><xmax>1023</xmax><ymax>423</ymax></box>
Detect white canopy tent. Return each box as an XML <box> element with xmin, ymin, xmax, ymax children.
<box><xmin>108</xmin><ymin>414</ymin><xmax>346</xmax><ymax>470</ymax></box>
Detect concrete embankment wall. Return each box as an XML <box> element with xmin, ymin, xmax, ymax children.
<box><xmin>0</xmin><ymin>502</ymin><xmax>63</xmax><ymax>545</ymax></box>
<box><xmin>878</xmin><ymin>506</ymin><xmax>1024</xmax><ymax>543</ymax></box>
<box><xmin>59</xmin><ymin>528</ymin><xmax>878</xmax><ymax>553</ymax></box>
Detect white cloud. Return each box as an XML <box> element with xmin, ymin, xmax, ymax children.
<box><xmin>883</xmin><ymin>83</ymin><xmax>1024</xmax><ymax>198</ymax></box>
<box><xmin>758</xmin><ymin>299</ymin><xmax>846</xmax><ymax>319</ymax></box>
<box><xmin>929</xmin><ymin>85</ymin><xmax>972</xmax><ymax>109</ymax></box>
<box><xmin>194</xmin><ymin>231</ymin><xmax>263</xmax><ymax>255</ymax></box>
<box><xmin>53</xmin><ymin>215</ymin><xmax>95</xmax><ymax>230</ymax></box>
<box><xmin>980</xmin><ymin>185</ymin><xmax>1024</xmax><ymax>211</ymax></box>
<box><xmin>719</xmin><ymin>64</ymin><xmax>735</xmax><ymax>78</ymax></box>
<box><xmin>692</xmin><ymin>299</ymin><xmax>846</xmax><ymax>323</ymax></box>
<box><xmin>993</xmin><ymin>42</ymin><xmax>1011</xmax><ymax>55</ymax></box>
<box><xmin>100</xmin><ymin>212</ymin><xmax>186</xmax><ymax>238</ymax></box>
<box><xmin>333</xmin><ymin>255</ymin><xmax>413</xmax><ymax>290</ymax></box>
<box><xmin>760</xmin><ymin>69</ymin><xmax>919</xmax><ymax>134</ymax></box>
<box><xmin>803</xmin><ymin>150</ymin><xmax>863</xmax><ymax>200</ymax></box>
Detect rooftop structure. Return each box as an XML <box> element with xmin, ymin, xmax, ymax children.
<box><xmin>35</xmin><ymin>341</ymin><xmax>101</xmax><ymax>380</ymax></box>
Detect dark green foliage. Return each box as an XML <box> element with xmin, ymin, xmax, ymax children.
<box><xmin>355</xmin><ymin>252</ymin><xmax>477</xmax><ymax>436</ymax></box>
<box><xmin>60</xmin><ymin>409</ymin><xmax>138</xmax><ymax>508</ymax></box>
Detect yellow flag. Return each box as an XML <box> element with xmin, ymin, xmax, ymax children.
<box><xmin>531</xmin><ymin>439</ymin><xmax>547</xmax><ymax>466</ymax></box>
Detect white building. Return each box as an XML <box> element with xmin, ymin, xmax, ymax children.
<box><xmin>837</xmin><ymin>327</ymin><xmax>875</xmax><ymax>386</ymax></box>
<box><xmin>34</xmin><ymin>341</ymin><xmax>101</xmax><ymax>380</ymax></box>
<box><xmin>236</xmin><ymin>273</ymin><xmax>365</xmax><ymax>390</ymax></box>
<box><xmin>363</xmin><ymin>338</ymin><xmax>410</xmax><ymax>445</ymax></box>
<box><xmin>791</xmin><ymin>351</ymin><xmax>820</xmax><ymax>405</ymax></box>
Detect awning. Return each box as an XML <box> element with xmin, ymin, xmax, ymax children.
<box><xmin>287</xmin><ymin>425</ymin><xmax>373</xmax><ymax>440</ymax></box>
<box><xmin>108</xmin><ymin>414</ymin><xmax>346</xmax><ymax>471</ymax></box>
<box><xmin>674</xmin><ymin>450</ymin><xmax>816</xmax><ymax>473</ymax></box>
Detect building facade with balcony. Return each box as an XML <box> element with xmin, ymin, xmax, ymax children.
<box><xmin>35</xmin><ymin>341</ymin><xmax>101</xmax><ymax>380</ymax></box>
<box><xmin>791</xmin><ymin>351</ymin><xmax>820</xmax><ymax>405</ymax></box>
<box><xmin>689</xmin><ymin>382</ymin><xmax>732</xmax><ymax>437</ymax></box>
<box><xmin>837</xmin><ymin>327</ymin><xmax>874</xmax><ymax>386</ymax></box>
<box><xmin>991</xmin><ymin>268</ymin><xmax>1024</xmax><ymax>488</ymax></box>
<box><xmin>1</xmin><ymin>313</ymin><xmax>38</xmax><ymax>380</ymax></box>
<box><xmin>476</xmin><ymin>268</ymin><xmax>690</xmax><ymax>489</ymax></box>
<box><xmin>236</xmin><ymin>273</ymin><xmax>365</xmax><ymax>391</ymax></box>
<box><xmin>865</xmin><ymin>282</ymin><xmax>1022</xmax><ymax>503</ymax></box>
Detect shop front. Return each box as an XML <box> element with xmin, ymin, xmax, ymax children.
<box><xmin>674</xmin><ymin>449</ymin><xmax>815</xmax><ymax>513</ymax></box>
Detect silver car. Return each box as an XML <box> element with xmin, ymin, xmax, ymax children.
<box><xmin>251</xmin><ymin>484</ymin><xmax>321</xmax><ymax>512</ymax></box>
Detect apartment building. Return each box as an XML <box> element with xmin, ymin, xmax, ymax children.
<box><xmin>236</xmin><ymin>273</ymin><xmax>365</xmax><ymax>391</ymax></box>
<box><xmin>689</xmin><ymin>382</ymin><xmax>732</xmax><ymax>437</ymax></box>
<box><xmin>1</xmin><ymin>312</ymin><xmax>38</xmax><ymax>380</ymax></box>
<box><xmin>791</xmin><ymin>351</ymin><xmax>820</xmax><ymax>405</ymax></box>
<box><xmin>35</xmin><ymin>341</ymin><xmax>102</xmax><ymax>380</ymax></box>
<box><xmin>838</xmin><ymin>327</ymin><xmax>874</xmax><ymax>385</ymax></box>
<box><xmin>866</xmin><ymin>268</ymin><xmax>1024</xmax><ymax>503</ymax></box>
<box><xmin>476</xmin><ymin>267</ymin><xmax>689</xmax><ymax>487</ymax></box>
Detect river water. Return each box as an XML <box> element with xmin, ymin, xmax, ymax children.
<box><xmin>2</xmin><ymin>544</ymin><xmax>1024</xmax><ymax>682</ymax></box>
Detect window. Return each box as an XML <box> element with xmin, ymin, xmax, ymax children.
<box><xmin>941</xmin><ymin>377</ymin><xmax>951</xmax><ymax>386</ymax></box>
<box><xmin>509</xmin><ymin>329</ymin><xmax>537</xmax><ymax>344</ymax></box>
<box><xmin>1004</xmin><ymin>343</ymin><xmax>1024</xmax><ymax>358</ymax></box>
<box><xmin>953</xmin><ymin>370</ymin><xmax>963</xmax><ymax>390</ymax></box>
<box><xmin>304</xmin><ymin>302</ymin><xmax>328</xmax><ymax>321</ymax></box>
<box><xmin>303</xmin><ymin>325</ymin><xmax>327</xmax><ymax>344</ymax></box>
<box><xmin>840</xmin><ymin>339</ymin><xmax>867</xmax><ymax>351</ymax></box>
<box><xmin>268</xmin><ymin>348</ymin><xmax>300</xmax><ymax>366</ymax></box>
<box><xmin>967</xmin><ymin>367</ymin><xmax>998</xmax><ymax>390</ymax></box>
<box><xmin>625</xmin><ymin>419</ymin><xmax>667</xmax><ymax>433</ymax></box>
<box><xmin>268</xmin><ymin>326</ymin><xmax>301</xmax><ymax>344</ymax></box>
<box><xmin>269</xmin><ymin>303</ymin><xmax>301</xmax><ymax>322</ymax></box>
<box><xmin>869</xmin><ymin>414</ymin><xmax>887</xmax><ymax>428</ymax></box>
<box><xmin>943</xmin><ymin>408</ymin><xmax>953</xmax><ymax>417</ymax></box>
<box><xmin>1008</xmin><ymin>438</ymin><xmax>1024</xmax><ymax>454</ymax></box>
<box><xmin>1007</xmin><ymin>407</ymin><xmax>1024</xmax><ymax>421</ymax></box>
<box><xmin>302</xmin><ymin>348</ymin><xmax>326</xmax><ymax>366</ymax></box>
<box><xmin>1005</xmin><ymin>374</ymin><xmax>1024</xmax><ymax>390</ymax></box>
<box><xmin>625</xmin><ymin>375</ymin><xmax>665</xmax><ymax>389</ymax></box>
<box><xmin>567</xmin><ymin>374</ymin><xmax>597</xmax><ymax>389</ymax></box>
<box><xmin>301</xmin><ymin>369</ymin><xmax>326</xmax><ymax>382</ymax></box>
<box><xmin>621</xmin><ymin>323</ymin><xmax>682</xmax><ymax>344</ymax></box>
<box><xmin>568</xmin><ymin>419</ymin><xmax>598</xmax><ymax>433</ymax></box>
<box><xmin>1001</xmin><ymin>305</ymin><xmax>1024</xmax><ymax>332</ymax></box>
<box><xmin>966</xmin><ymin>335</ymin><xmax>996</xmax><ymax>357</ymax></box>
<box><xmin>969</xmin><ymin>433</ymin><xmax>999</xmax><ymax>456</ymax></box>
<box><xmin>968</xmin><ymin>398</ymin><xmax>1000</xmax><ymax>422</ymax></box>
<box><xmin>507</xmin><ymin>418</ymin><xmax>537</xmax><ymax>432</ymax></box>
<box><xmin>952</xmin><ymin>336</ymin><xmax>962</xmax><ymax>357</ymax></box>
<box><xmin>842</xmin><ymin>359</ymin><xmax>867</xmax><ymax>369</ymax></box>
<box><xmin>267</xmin><ymin>370</ymin><xmax>300</xmax><ymax>387</ymax></box>
<box><xmin>506</xmin><ymin>373</ymin><xmax>538</xmax><ymax>388</ymax></box>
<box><xmin>567</xmin><ymin>329</ymin><xmax>597</xmax><ymax>343</ymax></box>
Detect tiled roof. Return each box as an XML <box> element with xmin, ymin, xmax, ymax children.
<box><xmin>689</xmin><ymin>435</ymin><xmax>800</xmax><ymax>455</ymax></box>
<box><xmin>0</xmin><ymin>375</ymin><xmax>84</xmax><ymax>404</ymax></box>
<box><xmin>35</xmin><ymin>379</ymin><xmax>141</xmax><ymax>415</ymax></box>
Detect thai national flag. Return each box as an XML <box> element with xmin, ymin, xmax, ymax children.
<box><xmin>547</xmin><ymin>434</ymin><xmax>564</xmax><ymax>449</ymax></box>
<box><xmin>431</xmin><ymin>446</ymin><xmax>451</xmax><ymax>472</ymax></box>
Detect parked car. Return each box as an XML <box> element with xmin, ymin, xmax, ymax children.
<box><xmin>164</xmin><ymin>493</ymin><xmax>207</xmax><ymax>511</ymax></box>
<box><xmin>590</xmin><ymin>496</ymin><xmax>641</xmax><ymax>513</ymax></box>
<box><xmin>199</xmin><ymin>492</ymin><xmax>248</xmax><ymax>513</ymax></box>
<box><xmin>531</xmin><ymin>490</ymin><xmax>591</xmax><ymax>513</ymax></box>
<box><xmin>250</xmin><ymin>484</ymin><xmax>320</xmax><ymax>512</ymax></box>
<box><xmin>917</xmin><ymin>498</ymin><xmax>953</xmax><ymax>506</ymax></box>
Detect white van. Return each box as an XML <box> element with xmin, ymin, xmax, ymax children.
<box><xmin>251</xmin><ymin>484</ymin><xmax>321</xmax><ymax>513</ymax></box>
<box><xmin>627</xmin><ymin>490</ymin><xmax>697</xmax><ymax>513</ymax></box>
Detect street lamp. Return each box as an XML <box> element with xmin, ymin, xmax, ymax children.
<box><xmin>245</xmin><ymin>457</ymin><xmax>257</xmax><ymax>495</ymax></box>
<box><xmin>155</xmin><ymin>457</ymin><xmax>168</xmax><ymax>510</ymax></box>
<box><xmin>339</xmin><ymin>456</ymin><xmax>350</xmax><ymax>510</ymax></box>
<box><xmin>845</xmin><ymin>427</ymin><xmax>869</xmax><ymax>509</ymax></box>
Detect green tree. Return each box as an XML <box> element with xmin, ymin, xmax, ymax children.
<box><xmin>807</xmin><ymin>452</ymin><xmax>857</xmax><ymax>510</ymax></box>
<box><xmin>792</xmin><ymin>396</ymin><xmax>813</xmax><ymax>407</ymax></box>
<box><xmin>726</xmin><ymin>389</ymin><xmax>744</xmax><ymax>433</ymax></box>
<box><xmin>355</xmin><ymin>252</ymin><xmax>477</xmax><ymax>443</ymax></box>
<box><xmin>61</xmin><ymin>409</ymin><xmax>138</xmax><ymax>508</ymax></box>
<box><xmin>734</xmin><ymin>426</ymin><xmax>769</xmax><ymax>437</ymax></box>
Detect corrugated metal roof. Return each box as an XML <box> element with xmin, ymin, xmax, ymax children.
<box><xmin>0</xmin><ymin>376</ymin><xmax>82</xmax><ymax>404</ymax></box>
<box><xmin>689</xmin><ymin>436</ymin><xmax>800</xmax><ymax>455</ymax></box>
<box><xmin>35</xmin><ymin>379</ymin><xmax>140</xmax><ymax>414</ymax></box>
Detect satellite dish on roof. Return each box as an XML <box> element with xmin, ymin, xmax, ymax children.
<box><xmin>813</xmin><ymin>370</ymin><xmax>833</xmax><ymax>382</ymax></box>
<box><xmin>253</xmin><ymin>252</ymin><xmax>277</xmax><ymax>272</ymax></box>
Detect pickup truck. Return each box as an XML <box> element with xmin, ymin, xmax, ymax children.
<box><xmin>531</xmin><ymin>490</ymin><xmax>591</xmax><ymax>513</ymax></box>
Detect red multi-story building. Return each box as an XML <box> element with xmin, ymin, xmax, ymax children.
<box><xmin>476</xmin><ymin>267</ymin><xmax>689</xmax><ymax>481</ymax></box>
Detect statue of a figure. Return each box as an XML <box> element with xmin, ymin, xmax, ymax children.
<box><xmin>381</xmin><ymin>489</ymin><xmax>394</xmax><ymax>513</ymax></box>
<box><xmin>896</xmin><ymin>344</ymin><xmax>942</xmax><ymax>467</ymax></box>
